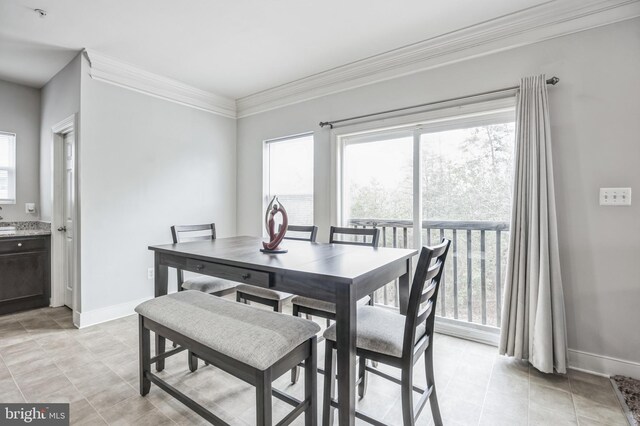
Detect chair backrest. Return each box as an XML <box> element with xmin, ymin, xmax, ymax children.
<box><xmin>281</xmin><ymin>225</ymin><xmax>318</xmax><ymax>242</ymax></box>
<box><xmin>402</xmin><ymin>238</ymin><xmax>451</xmax><ymax>359</ymax></box>
<box><xmin>170</xmin><ymin>224</ymin><xmax>216</xmax><ymax>285</ymax></box>
<box><xmin>171</xmin><ymin>223</ymin><xmax>216</xmax><ymax>244</ymax></box>
<box><xmin>329</xmin><ymin>226</ymin><xmax>380</xmax><ymax>247</ymax></box>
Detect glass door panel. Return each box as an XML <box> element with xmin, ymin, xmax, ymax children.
<box><xmin>421</xmin><ymin>123</ymin><xmax>514</xmax><ymax>328</ymax></box>
<box><xmin>342</xmin><ymin>134</ymin><xmax>414</xmax><ymax>307</ymax></box>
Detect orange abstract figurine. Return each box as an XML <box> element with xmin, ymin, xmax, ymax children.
<box><xmin>261</xmin><ymin>196</ymin><xmax>289</xmax><ymax>253</ymax></box>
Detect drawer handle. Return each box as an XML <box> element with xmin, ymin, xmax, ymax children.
<box><xmin>242</xmin><ymin>273</ymin><xmax>251</xmax><ymax>280</ymax></box>
<box><xmin>195</xmin><ymin>264</ymin><xmax>204</xmax><ymax>271</ymax></box>
<box><xmin>17</xmin><ymin>243</ymin><xmax>22</xmax><ymax>247</ymax></box>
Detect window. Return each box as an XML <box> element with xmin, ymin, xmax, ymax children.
<box><xmin>338</xmin><ymin>100</ymin><xmax>516</xmax><ymax>332</ymax></box>
<box><xmin>0</xmin><ymin>132</ymin><xmax>16</xmax><ymax>204</ymax></box>
<box><xmin>264</xmin><ymin>133</ymin><xmax>314</xmax><ymax>226</ymax></box>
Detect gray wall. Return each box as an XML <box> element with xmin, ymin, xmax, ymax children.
<box><xmin>78</xmin><ymin>56</ymin><xmax>237</xmax><ymax>314</ymax></box>
<box><xmin>0</xmin><ymin>80</ymin><xmax>41</xmax><ymax>221</ymax></box>
<box><xmin>40</xmin><ymin>54</ymin><xmax>82</xmax><ymax>222</ymax></box>
<box><xmin>237</xmin><ymin>19</ymin><xmax>640</xmax><ymax>370</ymax></box>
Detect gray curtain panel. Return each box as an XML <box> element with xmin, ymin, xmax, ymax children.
<box><xmin>499</xmin><ymin>74</ymin><xmax>568</xmax><ymax>374</ymax></box>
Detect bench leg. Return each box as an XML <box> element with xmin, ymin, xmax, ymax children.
<box><xmin>305</xmin><ymin>337</ymin><xmax>318</xmax><ymax>426</ymax></box>
<box><xmin>139</xmin><ymin>316</ymin><xmax>151</xmax><ymax>396</ymax></box>
<box><xmin>188</xmin><ymin>351</ymin><xmax>198</xmax><ymax>372</ymax></box>
<box><xmin>256</xmin><ymin>370</ymin><xmax>273</xmax><ymax>426</ymax></box>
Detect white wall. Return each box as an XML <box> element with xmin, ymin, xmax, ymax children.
<box><xmin>40</xmin><ymin>54</ymin><xmax>81</xmax><ymax>222</ymax></box>
<box><xmin>237</xmin><ymin>19</ymin><xmax>640</xmax><ymax>375</ymax></box>
<box><xmin>78</xmin><ymin>56</ymin><xmax>237</xmax><ymax>319</ymax></box>
<box><xmin>0</xmin><ymin>80</ymin><xmax>40</xmax><ymax>221</ymax></box>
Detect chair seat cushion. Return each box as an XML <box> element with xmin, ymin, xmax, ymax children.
<box><xmin>291</xmin><ymin>295</ymin><xmax>371</xmax><ymax>314</ymax></box>
<box><xmin>236</xmin><ymin>284</ymin><xmax>292</xmax><ymax>301</ymax></box>
<box><xmin>135</xmin><ymin>291</ymin><xmax>320</xmax><ymax>370</ymax></box>
<box><xmin>323</xmin><ymin>306</ymin><xmax>426</xmax><ymax>358</ymax></box>
<box><xmin>181</xmin><ymin>275</ymin><xmax>237</xmax><ymax>293</ymax></box>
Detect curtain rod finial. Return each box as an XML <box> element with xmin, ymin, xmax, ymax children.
<box><xmin>319</xmin><ymin>121</ymin><xmax>333</xmax><ymax>129</ymax></box>
<box><xmin>548</xmin><ymin>76</ymin><xmax>560</xmax><ymax>85</ymax></box>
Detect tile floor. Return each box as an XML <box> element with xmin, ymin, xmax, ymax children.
<box><xmin>0</xmin><ymin>306</ymin><xmax>628</xmax><ymax>426</ymax></box>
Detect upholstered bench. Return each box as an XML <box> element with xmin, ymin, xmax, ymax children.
<box><xmin>136</xmin><ymin>290</ymin><xmax>320</xmax><ymax>426</ymax></box>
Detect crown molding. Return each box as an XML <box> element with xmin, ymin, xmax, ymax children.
<box><xmin>84</xmin><ymin>49</ymin><xmax>237</xmax><ymax>119</ymax></box>
<box><xmin>236</xmin><ymin>0</ymin><xmax>640</xmax><ymax>118</ymax></box>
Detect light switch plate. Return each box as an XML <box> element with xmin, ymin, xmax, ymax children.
<box><xmin>599</xmin><ymin>188</ymin><xmax>632</xmax><ymax>206</ymax></box>
<box><xmin>25</xmin><ymin>203</ymin><xmax>36</xmax><ymax>214</ymax></box>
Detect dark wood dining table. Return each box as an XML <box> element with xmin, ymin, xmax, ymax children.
<box><xmin>148</xmin><ymin>235</ymin><xmax>417</xmax><ymax>425</ymax></box>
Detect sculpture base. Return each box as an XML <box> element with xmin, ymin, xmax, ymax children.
<box><xmin>260</xmin><ymin>248</ymin><xmax>288</xmax><ymax>254</ymax></box>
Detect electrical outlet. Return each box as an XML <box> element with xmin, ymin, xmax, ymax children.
<box><xmin>147</xmin><ymin>268</ymin><xmax>154</xmax><ymax>280</ymax></box>
<box><xmin>599</xmin><ymin>188</ymin><xmax>632</xmax><ymax>206</ymax></box>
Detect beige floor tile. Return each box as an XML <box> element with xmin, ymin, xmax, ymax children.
<box><xmin>572</xmin><ymin>395</ymin><xmax>628</xmax><ymax>426</ymax></box>
<box><xmin>0</xmin><ymin>378</ymin><xmax>26</xmax><ymax>402</ymax></box>
<box><xmin>130</xmin><ymin>408</ymin><xmax>175</xmax><ymax>425</ymax></box>
<box><xmin>69</xmin><ymin>398</ymin><xmax>100</xmax><ymax>424</ymax></box>
<box><xmin>529</xmin><ymin>383</ymin><xmax>575</xmax><ymax>415</ymax></box>
<box><xmin>98</xmin><ymin>395</ymin><xmax>156</xmax><ymax>425</ymax></box>
<box><xmin>529</xmin><ymin>405</ymin><xmax>578</xmax><ymax>426</ymax></box>
<box><xmin>529</xmin><ymin>367</ymin><xmax>572</xmax><ymax>392</ymax></box>
<box><xmin>487</xmin><ymin>369</ymin><xmax>529</xmax><ymax>400</ymax></box>
<box><xmin>569</xmin><ymin>377</ymin><xmax>619</xmax><ymax>407</ymax></box>
<box><xmin>85</xmin><ymin>380</ymin><xmax>137</xmax><ymax>409</ymax></box>
<box><xmin>482</xmin><ymin>388</ymin><xmax>528</xmax><ymax>419</ymax></box>
<box><xmin>478</xmin><ymin>407</ymin><xmax>527</xmax><ymax>426</ymax></box>
<box><xmin>71</xmin><ymin>412</ymin><xmax>107</xmax><ymax>425</ymax></box>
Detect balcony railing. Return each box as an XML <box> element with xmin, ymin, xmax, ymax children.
<box><xmin>348</xmin><ymin>218</ymin><xmax>509</xmax><ymax>328</ymax></box>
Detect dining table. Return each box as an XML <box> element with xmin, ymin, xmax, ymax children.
<box><xmin>148</xmin><ymin>235</ymin><xmax>417</xmax><ymax>425</ymax></box>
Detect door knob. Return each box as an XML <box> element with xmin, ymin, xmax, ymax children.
<box><xmin>57</xmin><ymin>226</ymin><xmax>67</xmax><ymax>232</ymax></box>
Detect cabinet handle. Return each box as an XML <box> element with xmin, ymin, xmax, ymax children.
<box><xmin>17</xmin><ymin>243</ymin><xmax>22</xmax><ymax>247</ymax></box>
<box><xmin>195</xmin><ymin>264</ymin><xmax>204</xmax><ymax>271</ymax></box>
<box><xmin>242</xmin><ymin>273</ymin><xmax>251</xmax><ymax>280</ymax></box>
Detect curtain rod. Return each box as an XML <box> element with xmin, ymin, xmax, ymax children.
<box><xmin>319</xmin><ymin>76</ymin><xmax>559</xmax><ymax>129</ymax></box>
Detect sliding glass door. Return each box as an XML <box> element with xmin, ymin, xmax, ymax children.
<box><xmin>339</xmin><ymin>104</ymin><xmax>515</xmax><ymax>336</ymax></box>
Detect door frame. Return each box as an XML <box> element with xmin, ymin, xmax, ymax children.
<box><xmin>50</xmin><ymin>114</ymin><xmax>80</xmax><ymax>318</ymax></box>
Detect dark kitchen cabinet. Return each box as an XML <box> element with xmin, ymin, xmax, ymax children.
<box><xmin>0</xmin><ymin>235</ymin><xmax>51</xmax><ymax>315</ymax></box>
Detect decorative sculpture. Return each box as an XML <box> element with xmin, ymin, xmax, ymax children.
<box><xmin>261</xmin><ymin>196</ymin><xmax>289</xmax><ymax>253</ymax></box>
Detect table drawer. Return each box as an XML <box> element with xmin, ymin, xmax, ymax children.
<box><xmin>186</xmin><ymin>259</ymin><xmax>271</xmax><ymax>288</ymax></box>
<box><xmin>0</xmin><ymin>237</ymin><xmax>47</xmax><ymax>255</ymax></box>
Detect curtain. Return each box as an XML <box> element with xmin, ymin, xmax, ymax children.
<box><xmin>499</xmin><ymin>74</ymin><xmax>568</xmax><ymax>374</ymax></box>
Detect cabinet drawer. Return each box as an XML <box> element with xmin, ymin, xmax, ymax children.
<box><xmin>186</xmin><ymin>259</ymin><xmax>271</xmax><ymax>288</ymax></box>
<box><xmin>0</xmin><ymin>238</ymin><xmax>47</xmax><ymax>255</ymax></box>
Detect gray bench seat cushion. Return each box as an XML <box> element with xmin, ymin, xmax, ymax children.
<box><xmin>135</xmin><ymin>290</ymin><xmax>320</xmax><ymax>370</ymax></box>
<box><xmin>235</xmin><ymin>284</ymin><xmax>292</xmax><ymax>301</ymax></box>
<box><xmin>291</xmin><ymin>295</ymin><xmax>371</xmax><ymax>314</ymax></box>
<box><xmin>323</xmin><ymin>306</ymin><xmax>425</xmax><ymax>358</ymax></box>
<box><xmin>182</xmin><ymin>275</ymin><xmax>237</xmax><ymax>293</ymax></box>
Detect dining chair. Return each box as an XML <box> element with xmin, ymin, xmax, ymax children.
<box><xmin>322</xmin><ymin>238</ymin><xmax>451</xmax><ymax>426</ymax></box>
<box><xmin>235</xmin><ymin>225</ymin><xmax>319</xmax><ymax>312</ymax></box>
<box><xmin>290</xmin><ymin>226</ymin><xmax>380</xmax><ymax>384</ymax></box>
<box><xmin>171</xmin><ymin>224</ymin><xmax>237</xmax><ymax>296</ymax></box>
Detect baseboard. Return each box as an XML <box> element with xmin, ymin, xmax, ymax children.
<box><xmin>77</xmin><ymin>296</ymin><xmax>152</xmax><ymax>328</ymax></box>
<box><xmin>568</xmin><ymin>349</ymin><xmax>640</xmax><ymax>378</ymax></box>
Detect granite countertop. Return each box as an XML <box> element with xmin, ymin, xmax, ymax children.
<box><xmin>0</xmin><ymin>221</ymin><xmax>52</xmax><ymax>238</ymax></box>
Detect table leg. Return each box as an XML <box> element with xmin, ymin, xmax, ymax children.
<box><xmin>335</xmin><ymin>285</ymin><xmax>356</xmax><ymax>426</ymax></box>
<box><xmin>398</xmin><ymin>257</ymin><xmax>412</xmax><ymax>315</ymax></box>
<box><xmin>154</xmin><ymin>252</ymin><xmax>168</xmax><ymax>371</ymax></box>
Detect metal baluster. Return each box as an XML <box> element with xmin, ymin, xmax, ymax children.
<box><xmin>392</xmin><ymin>227</ymin><xmax>397</xmax><ymax>248</ymax></box>
<box><xmin>440</xmin><ymin>228</ymin><xmax>445</xmax><ymax>317</ymax></box>
<box><xmin>467</xmin><ymin>230</ymin><xmax>472</xmax><ymax>323</ymax></box>
<box><xmin>403</xmin><ymin>227</ymin><xmax>408</xmax><ymax>249</ymax></box>
<box><xmin>426</xmin><ymin>227</ymin><xmax>431</xmax><ymax>246</ymax></box>
<box><xmin>453</xmin><ymin>229</ymin><xmax>458</xmax><ymax>320</ymax></box>
<box><xmin>382</xmin><ymin>227</ymin><xmax>387</xmax><ymax>247</ymax></box>
<box><xmin>496</xmin><ymin>230</ymin><xmax>502</xmax><ymax>326</ymax></box>
<box><xmin>480</xmin><ymin>230</ymin><xmax>486</xmax><ymax>325</ymax></box>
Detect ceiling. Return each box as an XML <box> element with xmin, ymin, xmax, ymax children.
<box><xmin>1</xmin><ymin>0</ymin><xmax>554</xmax><ymax>99</ymax></box>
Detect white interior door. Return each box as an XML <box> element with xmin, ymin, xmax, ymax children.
<box><xmin>62</xmin><ymin>131</ymin><xmax>75</xmax><ymax>309</ymax></box>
